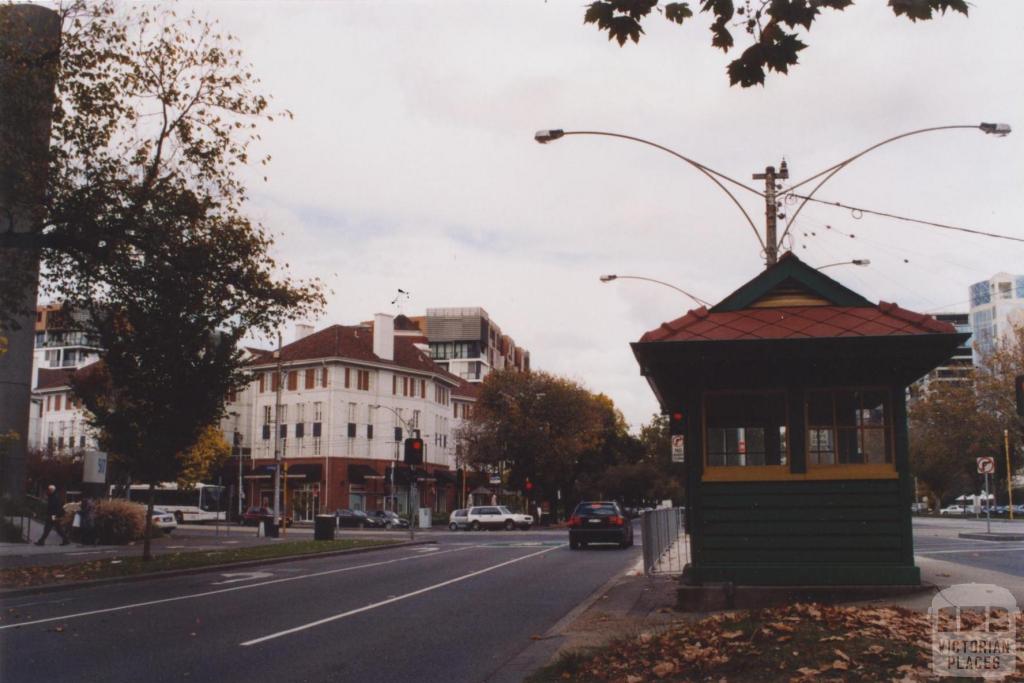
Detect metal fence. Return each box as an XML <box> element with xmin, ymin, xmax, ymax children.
<box><xmin>641</xmin><ymin>507</ymin><xmax>688</xmax><ymax>575</ymax></box>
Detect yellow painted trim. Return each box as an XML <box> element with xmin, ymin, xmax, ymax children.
<box><xmin>703</xmin><ymin>464</ymin><xmax>898</xmax><ymax>482</ymax></box>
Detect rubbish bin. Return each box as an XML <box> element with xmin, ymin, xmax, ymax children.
<box><xmin>262</xmin><ymin>516</ymin><xmax>279</xmax><ymax>538</ymax></box>
<box><xmin>314</xmin><ymin>514</ymin><xmax>335</xmax><ymax>541</ymax></box>
<box><xmin>418</xmin><ymin>507</ymin><xmax>432</xmax><ymax>529</ymax></box>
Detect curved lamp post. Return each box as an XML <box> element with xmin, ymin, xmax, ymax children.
<box><xmin>535</xmin><ymin>129</ymin><xmax>766</xmax><ymax>252</ymax></box>
<box><xmin>777</xmin><ymin>123</ymin><xmax>1012</xmax><ymax>247</ymax></box>
<box><xmin>536</xmin><ymin>124</ymin><xmax>1011</xmax><ymax>267</ymax></box>
<box><xmin>599</xmin><ymin>274</ymin><xmax>710</xmax><ymax>307</ymax></box>
<box><xmin>817</xmin><ymin>259</ymin><xmax>871</xmax><ymax>271</ymax></box>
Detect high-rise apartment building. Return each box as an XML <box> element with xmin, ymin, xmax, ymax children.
<box><xmin>423</xmin><ymin>307</ymin><xmax>530</xmax><ymax>382</ymax></box>
<box><xmin>968</xmin><ymin>273</ymin><xmax>1024</xmax><ymax>363</ymax></box>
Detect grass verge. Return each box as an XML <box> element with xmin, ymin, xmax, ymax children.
<box><xmin>528</xmin><ymin>603</ymin><xmax>1024</xmax><ymax>682</ymax></box>
<box><xmin>0</xmin><ymin>539</ymin><xmax>398</xmax><ymax>588</ymax></box>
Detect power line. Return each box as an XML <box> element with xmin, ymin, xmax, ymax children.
<box><xmin>786</xmin><ymin>193</ymin><xmax>1024</xmax><ymax>244</ymax></box>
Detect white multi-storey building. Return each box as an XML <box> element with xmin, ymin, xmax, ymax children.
<box><xmin>969</xmin><ymin>273</ymin><xmax>1024</xmax><ymax>363</ymax></box>
<box><xmin>28</xmin><ymin>365</ymin><xmax>100</xmax><ymax>454</ymax></box>
<box><xmin>225</xmin><ymin>314</ymin><xmax>463</xmax><ymax>520</ymax></box>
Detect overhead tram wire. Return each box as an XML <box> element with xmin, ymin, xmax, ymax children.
<box><xmin>785</xmin><ymin>193</ymin><xmax>1024</xmax><ymax>245</ymax></box>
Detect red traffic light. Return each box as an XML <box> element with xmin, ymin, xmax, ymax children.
<box><xmin>671</xmin><ymin>412</ymin><xmax>683</xmax><ymax>422</ymax></box>
<box><xmin>525</xmin><ymin>479</ymin><xmax>533</xmax><ymax>491</ymax></box>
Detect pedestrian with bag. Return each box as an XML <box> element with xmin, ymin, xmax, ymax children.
<box><xmin>35</xmin><ymin>484</ymin><xmax>70</xmax><ymax>546</ymax></box>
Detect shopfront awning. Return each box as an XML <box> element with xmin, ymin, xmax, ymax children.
<box><xmin>348</xmin><ymin>464</ymin><xmax>382</xmax><ymax>484</ymax></box>
<box><xmin>433</xmin><ymin>469</ymin><xmax>456</xmax><ymax>485</ymax></box>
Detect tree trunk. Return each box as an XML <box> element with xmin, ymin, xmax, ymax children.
<box><xmin>143</xmin><ymin>482</ymin><xmax>155</xmax><ymax>561</ymax></box>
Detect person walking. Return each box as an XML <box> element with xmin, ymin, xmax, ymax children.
<box><xmin>35</xmin><ymin>484</ymin><xmax>70</xmax><ymax>546</ymax></box>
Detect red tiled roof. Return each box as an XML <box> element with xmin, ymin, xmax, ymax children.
<box><xmin>640</xmin><ymin>302</ymin><xmax>956</xmax><ymax>343</ymax></box>
<box><xmin>452</xmin><ymin>378</ymin><xmax>480</xmax><ymax>400</ymax></box>
<box><xmin>35</xmin><ymin>361</ymin><xmax>102</xmax><ymax>391</ymax></box>
<box><xmin>250</xmin><ymin>324</ymin><xmax>460</xmax><ymax>384</ymax></box>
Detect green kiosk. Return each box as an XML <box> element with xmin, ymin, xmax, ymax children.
<box><xmin>632</xmin><ymin>253</ymin><xmax>966</xmax><ymax>586</ymax></box>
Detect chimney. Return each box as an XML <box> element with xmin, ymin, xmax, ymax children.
<box><xmin>294</xmin><ymin>323</ymin><xmax>314</xmax><ymax>342</ymax></box>
<box><xmin>373</xmin><ymin>313</ymin><xmax>394</xmax><ymax>361</ymax></box>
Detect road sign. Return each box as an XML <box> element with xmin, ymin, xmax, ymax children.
<box><xmin>977</xmin><ymin>457</ymin><xmax>995</xmax><ymax>474</ymax></box>
<box><xmin>671</xmin><ymin>435</ymin><xmax>685</xmax><ymax>463</ymax></box>
<box><xmin>489</xmin><ymin>475</ymin><xmax>501</xmax><ymax>485</ymax></box>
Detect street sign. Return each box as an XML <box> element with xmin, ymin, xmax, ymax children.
<box><xmin>977</xmin><ymin>457</ymin><xmax>995</xmax><ymax>474</ymax></box>
<box><xmin>671</xmin><ymin>435</ymin><xmax>685</xmax><ymax>463</ymax></box>
<box><xmin>489</xmin><ymin>475</ymin><xmax>501</xmax><ymax>485</ymax></box>
<box><xmin>82</xmin><ymin>450</ymin><xmax>107</xmax><ymax>484</ymax></box>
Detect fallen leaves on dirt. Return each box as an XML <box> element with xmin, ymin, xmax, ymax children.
<box><xmin>539</xmin><ymin>602</ymin><xmax>1024</xmax><ymax>682</ymax></box>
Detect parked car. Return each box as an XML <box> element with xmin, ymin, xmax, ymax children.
<box><xmin>448</xmin><ymin>508</ymin><xmax>469</xmax><ymax>530</ymax></box>
<box><xmin>910</xmin><ymin>502</ymin><xmax>928</xmax><ymax>513</ymax></box>
<box><xmin>462</xmin><ymin>506</ymin><xmax>533</xmax><ymax>531</ymax></box>
<box><xmin>939</xmin><ymin>505</ymin><xmax>967</xmax><ymax>516</ymax></box>
<box><xmin>335</xmin><ymin>508</ymin><xmax>382</xmax><ymax>529</ymax></box>
<box><xmin>567</xmin><ymin>501</ymin><xmax>634</xmax><ymax>550</ymax></box>
<box><xmin>240</xmin><ymin>506</ymin><xmax>292</xmax><ymax>527</ymax></box>
<box><xmin>368</xmin><ymin>510</ymin><xmax>409</xmax><ymax>529</ymax></box>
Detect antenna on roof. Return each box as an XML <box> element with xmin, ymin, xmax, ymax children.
<box><xmin>391</xmin><ymin>288</ymin><xmax>410</xmax><ymax>311</ymax></box>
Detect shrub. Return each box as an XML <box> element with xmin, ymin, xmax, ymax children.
<box><xmin>92</xmin><ymin>499</ymin><xmax>147</xmax><ymax>545</ymax></box>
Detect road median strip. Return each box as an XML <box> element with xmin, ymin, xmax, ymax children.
<box><xmin>0</xmin><ymin>538</ymin><xmax>434</xmax><ymax>598</ymax></box>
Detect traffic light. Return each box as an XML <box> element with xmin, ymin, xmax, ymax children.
<box><xmin>669</xmin><ymin>410</ymin><xmax>686</xmax><ymax>435</ymax></box>
<box><xmin>1016</xmin><ymin>374</ymin><xmax>1024</xmax><ymax>418</ymax></box>
<box><xmin>524</xmin><ymin>478</ymin><xmax>533</xmax><ymax>494</ymax></box>
<box><xmin>403</xmin><ymin>437</ymin><xmax>424</xmax><ymax>465</ymax></box>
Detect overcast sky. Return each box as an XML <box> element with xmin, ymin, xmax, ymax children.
<box><xmin>183</xmin><ymin>1</ymin><xmax>1023</xmax><ymax>429</ymax></box>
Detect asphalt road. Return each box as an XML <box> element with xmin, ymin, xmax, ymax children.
<box><xmin>0</xmin><ymin>527</ymin><xmax>640</xmax><ymax>683</ymax></box>
<box><xmin>911</xmin><ymin>517</ymin><xmax>1024</xmax><ymax>577</ymax></box>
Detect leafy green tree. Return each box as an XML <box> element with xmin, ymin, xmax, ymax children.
<box><xmin>458</xmin><ymin>370</ymin><xmax>606</xmax><ymax>516</ymax></box>
<box><xmin>3</xmin><ymin>2</ymin><xmax>327</xmax><ymax>560</ymax></box>
<box><xmin>582</xmin><ymin>0</ymin><xmax>969</xmax><ymax>87</ymax></box>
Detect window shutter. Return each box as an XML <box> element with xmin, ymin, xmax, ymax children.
<box><xmin>287</xmin><ymin>371</ymin><xmax>297</xmax><ymax>390</ymax></box>
<box><xmin>279</xmin><ymin>424</ymin><xmax>287</xmax><ymax>439</ymax></box>
<box><xmin>305</xmin><ymin>369</ymin><xmax>314</xmax><ymax>389</ymax></box>
<box><xmin>394</xmin><ymin>427</ymin><xmax>402</xmax><ymax>442</ymax></box>
<box><xmin>367</xmin><ymin>425</ymin><xmax>374</xmax><ymax>439</ymax></box>
<box><xmin>347</xmin><ymin>422</ymin><xmax>357</xmax><ymax>438</ymax></box>
<box><xmin>312</xmin><ymin>422</ymin><xmax>322</xmax><ymax>438</ymax></box>
<box><xmin>262</xmin><ymin>425</ymin><xmax>271</xmax><ymax>440</ymax></box>
<box><xmin>392</xmin><ymin>375</ymin><xmax>397</xmax><ymax>395</ymax></box>
<box><xmin>259</xmin><ymin>374</ymin><xmax>265</xmax><ymax>392</ymax></box>
<box><xmin>321</xmin><ymin>367</ymin><xmax>328</xmax><ymax>387</ymax></box>
<box><xmin>296</xmin><ymin>423</ymin><xmax>305</xmax><ymax>439</ymax></box>
<box><xmin>345</xmin><ymin>367</ymin><xmax>350</xmax><ymax>388</ymax></box>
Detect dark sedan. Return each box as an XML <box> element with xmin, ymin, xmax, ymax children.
<box><xmin>335</xmin><ymin>508</ymin><xmax>384</xmax><ymax>529</ymax></box>
<box><xmin>368</xmin><ymin>509</ymin><xmax>410</xmax><ymax>529</ymax></box>
<box><xmin>567</xmin><ymin>501</ymin><xmax>633</xmax><ymax>550</ymax></box>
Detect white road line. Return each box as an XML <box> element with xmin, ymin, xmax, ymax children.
<box><xmin>240</xmin><ymin>544</ymin><xmax>564</xmax><ymax>647</ymax></box>
<box><xmin>916</xmin><ymin>546</ymin><xmax>1024</xmax><ymax>556</ymax></box>
<box><xmin>0</xmin><ymin>545</ymin><xmax>478</xmax><ymax>631</ymax></box>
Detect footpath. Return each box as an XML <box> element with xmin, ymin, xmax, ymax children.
<box><xmin>509</xmin><ymin>548</ymin><xmax>1024</xmax><ymax>683</ymax></box>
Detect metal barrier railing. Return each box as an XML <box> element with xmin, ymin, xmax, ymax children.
<box><xmin>641</xmin><ymin>507</ymin><xmax>688</xmax><ymax>575</ymax></box>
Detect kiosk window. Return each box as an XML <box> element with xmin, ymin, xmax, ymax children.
<box><xmin>705</xmin><ymin>392</ymin><xmax>787</xmax><ymax>467</ymax></box>
<box><xmin>807</xmin><ymin>389</ymin><xmax>890</xmax><ymax>465</ymax></box>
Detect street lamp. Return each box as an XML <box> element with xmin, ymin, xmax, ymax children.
<box><xmin>777</xmin><ymin>123</ymin><xmax>1012</xmax><ymax>247</ymax></box>
<box><xmin>599</xmin><ymin>274</ymin><xmax>710</xmax><ymax>307</ymax></box>
<box><xmin>536</xmin><ymin>123</ymin><xmax>1011</xmax><ymax>267</ymax></box>
<box><xmin>816</xmin><ymin>259</ymin><xmax>871</xmax><ymax>271</ymax></box>
<box><xmin>371</xmin><ymin>403</ymin><xmax>417</xmax><ymax>538</ymax></box>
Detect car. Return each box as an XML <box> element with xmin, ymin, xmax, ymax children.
<box><xmin>910</xmin><ymin>502</ymin><xmax>929</xmax><ymax>513</ymax></box>
<box><xmin>240</xmin><ymin>506</ymin><xmax>292</xmax><ymax>527</ymax></box>
<box><xmin>335</xmin><ymin>508</ymin><xmax>382</xmax><ymax>529</ymax></box>
<box><xmin>939</xmin><ymin>505</ymin><xmax>967</xmax><ymax>516</ymax></box>
<box><xmin>368</xmin><ymin>510</ymin><xmax>409</xmax><ymax>529</ymax></box>
<box><xmin>149</xmin><ymin>506</ymin><xmax>178</xmax><ymax>533</ymax></box>
<box><xmin>463</xmin><ymin>506</ymin><xmax>533</xmax><ymax>531</ymax></box>
<box><xmin>568</xmin><ymin>501</ymin><xmax>634</xmax><ymax>550</ymax></box>
<box><xmin>448</xmin><ymin>508</ymin><xmax>469</xmax><ymax>530</ymax></box>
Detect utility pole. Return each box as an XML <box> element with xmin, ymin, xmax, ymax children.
<box><xmin>753</xmin><ymin>160</ymin><xmax>788</xmax><ymax>266</ymax></box>
<box><xmin>1006</xmin><ymin>429</ymin><xmax>1015</xmax><ymax>521</ymax></box>
<box><xmin>272</xmin><ymin>333</ymin><xmax>283</xmax><ymax>530</ymax></box>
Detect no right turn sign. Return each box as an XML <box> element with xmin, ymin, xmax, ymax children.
<box><xmin>977</xmin><ymin>457</ymin><xmax>995</xmax><ymax>474</ymax></box>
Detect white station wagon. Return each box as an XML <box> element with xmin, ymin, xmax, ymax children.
<box><xmin>450</xmin><ymin>506</ymin><xmax>533</xmax><ymax>531</ymax></box>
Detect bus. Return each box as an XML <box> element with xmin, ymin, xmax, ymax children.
<box><xmin>124</xmin><ymin>483</ymin><xmax>227</xmax><ymax>524</ymax></box>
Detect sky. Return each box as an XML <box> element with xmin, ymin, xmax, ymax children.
<box><xmin>179</xmin><ymin>1</ymin><xmax>1022</xmax><ymax>429</ymax></box>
